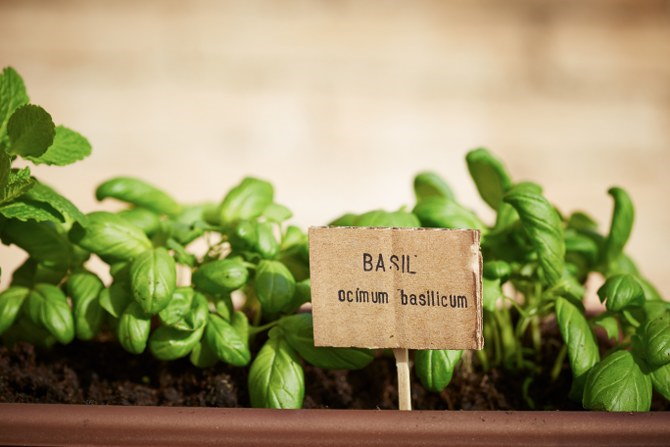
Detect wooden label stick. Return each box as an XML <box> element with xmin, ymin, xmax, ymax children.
<box><xmin>308</xmin><ymin>226</ymin><xmax>483</xmax><ymax>412</ymax></box>
<box><xmin>393</xmin><ymin>348</ymin><xmax>412</xmax><ymax>411</ymax></box>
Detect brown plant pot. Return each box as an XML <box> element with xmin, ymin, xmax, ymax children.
<box><xmin>0</xmin><ymin>404</ymin><xmax>669</xmax><ymax>446</ymax></box>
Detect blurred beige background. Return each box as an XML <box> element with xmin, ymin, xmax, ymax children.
<box><xmin>0</xmin><ymin>0</ymin><xmax>669</xmax><ymax>296</ymax></box>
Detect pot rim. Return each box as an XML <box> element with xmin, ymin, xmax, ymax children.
<box><xmin>1</xmin><ymin>403</ymin><xmax>669</xmax><ymax>446</ymax></box>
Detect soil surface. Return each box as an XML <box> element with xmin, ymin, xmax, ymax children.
<box><xmin>0</xmin><ymin>333</ymin><xmax>667</xmax><ymax>410</ymax></box>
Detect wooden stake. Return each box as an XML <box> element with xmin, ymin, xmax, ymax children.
<box><xmin>393</xmin><ymin>348</ymin><xmax>411</xmax><ymax>411</ymax></box>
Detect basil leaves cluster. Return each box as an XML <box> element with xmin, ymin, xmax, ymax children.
<box><xmin>1</xmin><ymin>66</ymin><xmax>669</xmax><ymax>412</ymax></box>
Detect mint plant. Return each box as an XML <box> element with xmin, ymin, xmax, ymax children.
<box><xmin>1</xmin><ymin>66</ymin><xmax>669</xmax><ymax>411</ymax></box>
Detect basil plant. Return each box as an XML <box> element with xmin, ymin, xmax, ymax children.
<box><xmin>1</xmin><ymin>66</ymin><xmax>669</xmax><ymax>411</ymax></box>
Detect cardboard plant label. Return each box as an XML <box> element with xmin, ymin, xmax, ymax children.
<box><xmin>308</xmin><ymin>227</ymin><xmax>483</xmax><ymax>350</ymax></box>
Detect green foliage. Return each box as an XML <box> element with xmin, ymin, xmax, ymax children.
<box><xmin>25</xmin><ymin>284</ymin><xmax>74</xmax><ymax>344</ymax></box>
<box><xmin>555</xmin><ymin>297</ymin><xmax>600</xmax><ymax>398</ymax></box>
<box><xmin>0</xmin><ymin>286</ymin><xmax>29</xmax><ymax>334</ymax></box>
<box><xmin>118</xmin><ymin>302</ymin><xmax>151</xmax><ymax>354</ymax></box>
<box><xmin>129</xmin><ymin>247</ymin><xmax>176</xmax><ymax>314</ymax></box>
<box><xmin>67</xmin><ymin>272</ymin><xmax>104</xmax><ymax>340</ymax></box>
<box><xmin>413</xmin><ymin>171</ymin><xmax>455</xmax><ymax>201</ymax></box>
<box><xmin>254</xmin><ymin>260</ymin><xmax>296</xmax><ymax>317</ymax></box>
<box><xmin>278</xmin><ymin>314</ymin><xmax>374</xmax><ymax>370</ymax></box>
<box><xmin>26</xmin><ymin>126</ymin><xmax>92</xmax><ymax>166</ymax></box>
<box><xmin>414</xmin><ymin>349</ymin><xmax>463</xmax><ymax>392</ymax></box>
<box><xmin>466</xmin><ymin>148</ymin><xmax>512</xmax><ymax>210</ymax></box>
<box><xmin>69</xmin><ymin>212</ymin><xmax>152</xmax><ymax>262</ymax></box>
<box><xmin>597</xmin><ymin>274</ymin><xmax>645</xmax><ymax>312</ymax></box>
<box><xmin>248</xmin><ymin>329</ymin><xmax>304</xmax><ymax>409</ymax></box>
<box><xmin>6</xmin><ymin>105</ymin><xmax>55</xmax><ymax>157</ymax></box>
<box><xmin>149</xmin><ymin>326</ymin><xmax>204</xmax><ymax>361</ymax></box>
<box><xmin>602</xmin><ymin>187</ymin><xmax>634</xmax><ymax>268</ymax></box>
<box><xmin>583</xmin><ymin>350</ymin><xmax>652</xmax><ymax>412</ymax></box>
<box><xmin>192</xmin><ymin>259</ymin><xmax>248</xmax><ymax>295</ymax></box>
<box><xmin>205</xmin><ymin>313</ymin><xmax>251</xmax><ymax>366</ymax></box>
<box><xmin>217</xmin><ymin>177</ymin><xmax>274</xmax><ymax>224</ymax></box>
<box><xmin>641</xmin><ymin>313</ymin><xmax>670</xmax><ymax>367</ymax></box>
<box><xmin>503</xmin><ymin>184</ymin><xmax>565</xmax><ymax>286</ymax></box>
<box><xmin>96</xmin><ymin>177</ymin><xmax>181</xmax><ymax>217</ymax></box>
<box><xmin>0</xmin><ymin>66</ymin><xmax>667</xmax><ymax>412</ymax></box>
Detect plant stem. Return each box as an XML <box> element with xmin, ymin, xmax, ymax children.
<box><xmin>550</xmin><ymin>344</ymin><xmax>568</xmax><ymax>382</ymax></box>
<box><xmin>248</xmin><ymin>320</ymin><xmax>279</xmax><ymax>335</ymax></box>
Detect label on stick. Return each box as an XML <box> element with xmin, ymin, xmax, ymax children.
<box><xmin>308</xmin><ymin>226</ymin><xmax>483</xmax><ymax>350</ymax></box>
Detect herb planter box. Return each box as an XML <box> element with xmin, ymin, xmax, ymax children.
<box><xmin>1</xmin><ymin>404</ymin><xmax>670</xmax><ymax>447</ymax></box>
<box><xmin>2</xmin><ymin>65</ymin><xmax>670</xmax><ymax>444</ymax></box>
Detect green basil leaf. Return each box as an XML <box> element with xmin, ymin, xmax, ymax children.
<box><xmin>593</xmin><ymin>312</ymin><xmax>620</xmax><ymax>342</ymax></box>
<box><xmin>192</xmin><ymin>258</ymin><xmax>248</xmax><ymax>295</ymax></box>
<box><xmin>281</xmin><ymin>225</ymin><xmax>306</xmax><ymax>252</ymax></box>
<box><xmin>248</xmin><ymin>330</ymin><xmax>304</xmax><ymax>409</ymax></box>
<box><xmin>117</xmin><ymin>301</ymin><xmax>151</xmax><ymax>354</ymax></box>
<box><xmin>567</xmin><ymin>211</ymin><xmax>599</xmax><ymax>233</ymax></box>
<box><xmin>279</xmin><ymin>313</ymin><xmax>373</xmax><ymax>369</ymax></box>
<box><xmin>218</xmin><ymin>177</ymin><xmax>274</xmax><ymax>224</ymax></box>
<box><xmin>597</xmin><ymin>274</ymin><xmax>645</xmax><ymax>312</ymax></box>
<box><xmin>25</xmin><ymin>283</ymin><xmax>74</xmax><ymax>344</ymax></box>
<box><xmin>642</xmin><ymin>313</ymin><xmax>670</xmax><ymax>367</ymax></box>
<box><xmin>638</xmin><ymin>276</ymin><xmax>664</xmax><ymax>302</ymax></box>
<box><xmin>254</xmin><ymin>260</ymin><xmax>296</xmax><ymax>316</ymax></box>
<box><xmin>149</xmin><ymin>325</ymin><xmax>204</xmax><ymax>361</ymax></box>
<box><xmin>545</xmin><ymin>271</ymin><xmax>585</xmax><ymax>302</ymax></box>
<box><xmin>10</xmin><ymin>258</ymin><xmax>68</xmax><ymax>287</ymax></box>
<box><xmin>130</xmin><ymin>247</ymin><xmax>176</xmax><ymax>315</ymax></box>
<box><xmin>413</xmin><ymin>197</ymin><xmax>484</xmax><ymax>230</ymax></box>
<box><xmin>414</xmin><ymin>349</ymin><xmax>463</xmax><ymax>392</ymax></box>
<box><xmin>215</xmin><ymin>295</ymin><xmax>234</xmax><ymax>321</ymax></box>
<box><xmin>583</xmin><ymin>350</ymin><xmax>652</xmax><ymax>411</ymax></box>
<box><xmin>354</xmin><ymin>209</ymin><xmax>420</xmax><ymax>228</ymax></box>
<box><xmin>205</xmin><ymin>313</ymin><xmax>251</xmax><ymax>366</ymax></box>
<box><xmin>7</xmin><ymin>105</ymin><xmax>55</xmax><ymax>158</ymax></box>
<box><xmin>602</xmin><ymin>187</ymin><xmax>634</xmax><ymax>267</ymax></box>
<box><xmin>466</xmin><ymin>148</ymin><xmax>512</xmax><ymax>210</ymax></box>
<box><xmin>230</xmin><ymin>310</ymin><xmax>249</xmax><ymax>342</ymax></box>
<box><xmin>118</xmin><ymin>207</ymin><xmax>161</xmax><ymax>236</ymax></box>
<box><xmin>482</xmin><ymin>278</ymin><xmax>503</xmax><ymax>312</ymax></box>
<box><xmin>8</xmin><ymin>316</ymin><xmax>56</xmax><ymax>349</ymax></box>
<box><xmin>255</xmin><ymin>221</ymin><xmax>280</xmax><ymax>259</ymax></box>
<box><xmin>292</xmin><ymin>278</ymin><xmax>311</xmax><ymax>307</ymax></box>
<box><xmin>0</xmin><ymin>286</ymin><xmax>30</xmax><ymax>334</ymax></box>
<box><xmin>0</xmin><ymin>167</ymin><xmax>35</xmax><ymax>205</ymax></box>
<box><xmin>69</xmin><ymin>211</ymin><xmax>152</xmax><ymax>262</ymax></box>
<box><xmin>190</xmin><ymin>337</ymin><xmax>219</xmax><ymax>368</ymax></box>
<box><xmin>158</xmin><ymin>287</ymin><xmax>208</xmax><ymax>331</ymax></box>
<box><xmin>96</xmin><ymin>177</ymin><xmax>180</xmax><ymax>216</ymax></box>
<box><xmin>650</xmin><ymin>363</ymin><xmax>670</xmax><ymax>401</ymax></box>
<box><xmin>555</xmin><ymin>297</ymin><xmax>600</xmax><ymax>398</ymax></box>
<box><xmin>99</xmin><ymin>283</ymin><xmax>131</xmax><ymax>318</ymax></box>
<box><xmin>229</xmin><ymin>220</ymin><xmax>258</xmax><ymax>251</ymax></box>
<box><xmin>0</xmin><ymin>67</ymin><xmax>29</xmax><ymax>142</ymax></box>
<box><xmin>1</xmin><ymin>219</ymin><xmax>71</xmax><ymax>266</ymax></box>
<box><xmin>328</xmin><ymin>213</ymin><xmax>358</xmax><ymax>226</ymax></box>
<box><xmin>503</xmin><ymin>185</ymin><xmax>565</xmax><ymax>286</ymax></box>
<box><xmin>262</xmin><ymin>203</ymin><xmax>293</xmax><ymax>223</ymax></box>
<box><xmin>66</xmin><ymin>271</ymin><xmax>104</xmax><ymax>340</ymax></box>
<box><xmin>413</xmin><ymin>171</ymin><xmax>455</xmax><ymax>201</ymax></box>
<box><xmin>483</xmin><ymin>260</ymin><xmax>511</xmax><ymax>282</ymax></box>
<box><xmin>565</xmin><ymin>230</ymin><xmax>600</xmax><ymax>267</ymax></box>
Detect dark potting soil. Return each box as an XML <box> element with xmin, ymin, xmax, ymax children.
<box><xmin>0</xmin><ymin>334</ymin><xmax>667</xmax><ymax>410</ymax></box>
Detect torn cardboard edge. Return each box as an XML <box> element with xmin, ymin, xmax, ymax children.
<box><xmin>308</xmin><ymin>226</ymin><xmax>483</xmax><ymax>351</ymax></box>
